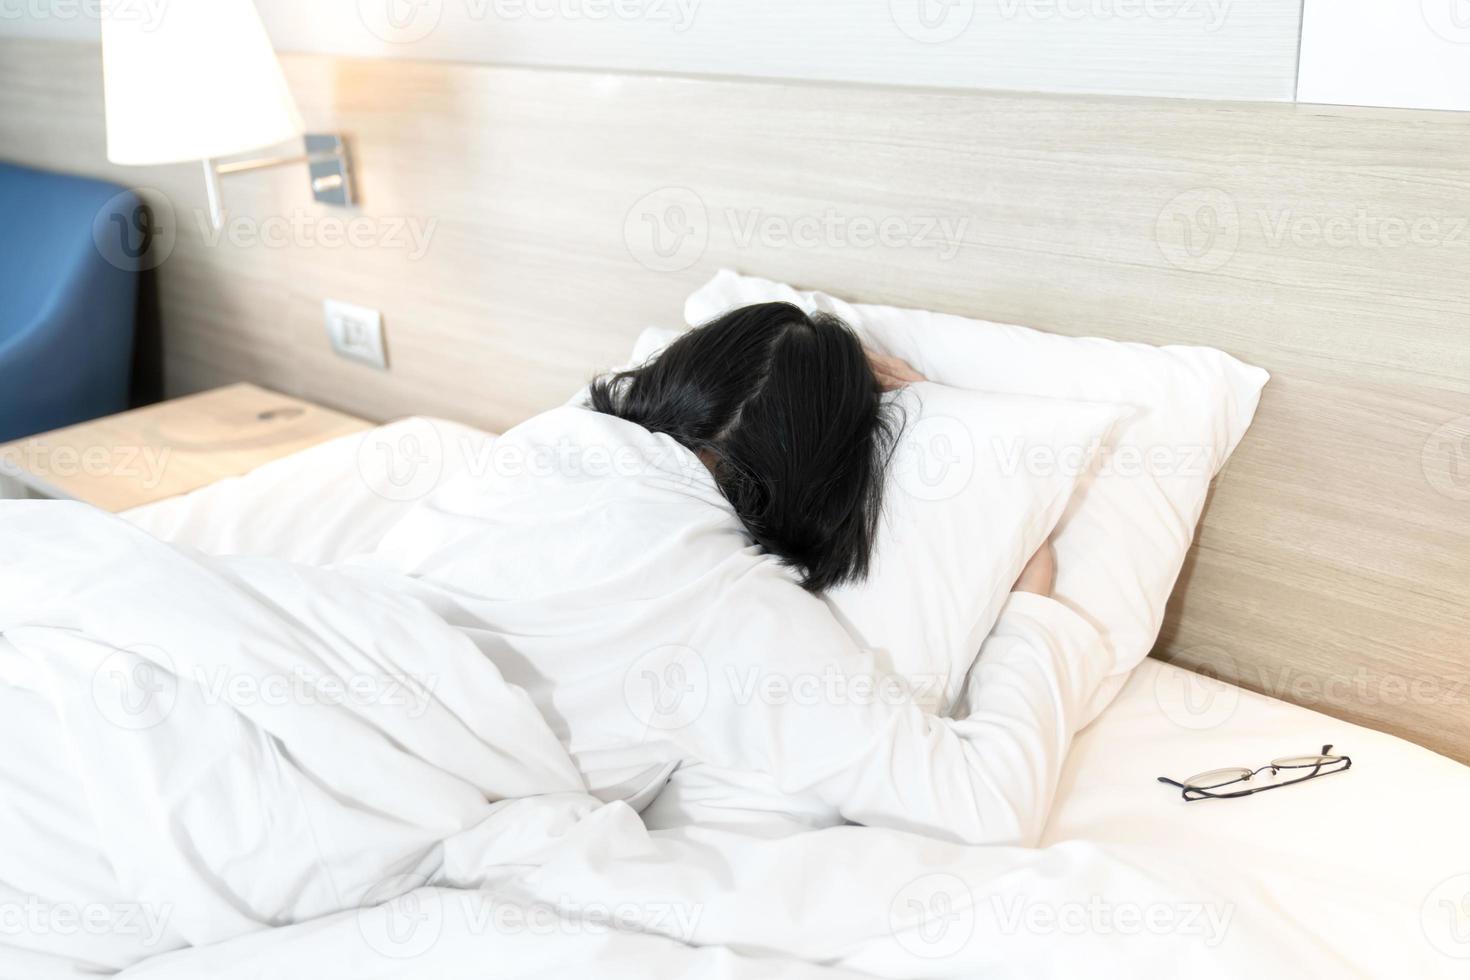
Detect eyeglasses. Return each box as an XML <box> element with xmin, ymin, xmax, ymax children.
<box><xmin>1158</xmin><ymin>745</ymin><xmax>1351</xmax><ymax>802</ymax></box>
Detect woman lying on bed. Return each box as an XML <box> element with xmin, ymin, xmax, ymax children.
<box><xmin>371</xmin><ymin>302</ymin><xmax>1106</xmax><ymax>845</ymax></box>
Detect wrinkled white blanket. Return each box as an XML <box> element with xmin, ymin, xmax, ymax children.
<box><xmin>1</xmin><ymin>450</ymin><xmax>1458</xmax><ymax>979</ymax></box>
<box><xmin>1</xmin><ymin>501</ymin><xmax>595</xmax><ymax>971</ymax></box>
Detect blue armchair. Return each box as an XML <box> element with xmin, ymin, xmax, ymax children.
<box><xmin>0</xmin><ymin>162</ymin><xmax>140</xmax><ymax>442</ymax></box>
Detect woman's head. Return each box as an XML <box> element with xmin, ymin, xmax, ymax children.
<box><xmin>589</xmin><ymin>302</ymin><xmax>895</xmax><ymax>592</ymax></box>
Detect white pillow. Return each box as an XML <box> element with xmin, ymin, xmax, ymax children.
<box><xmin>624</xmin><ymin>329</ymin><xmax>1126</xmax><ymax>715</ymax></box>
<box><xmin>684</xmin><ymin>271</ymin><xmax>1270</xmax><ymax>722</ymax></box>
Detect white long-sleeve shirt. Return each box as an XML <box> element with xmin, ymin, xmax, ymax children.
<box><xmin>361</xmin><ymin>405</ymin><xmax>1108</xmax><ymax>847</ymax></box>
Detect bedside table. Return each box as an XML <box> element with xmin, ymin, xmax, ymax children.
<box><xmin>0</xmin><ymin>383</ymin><xmax>372</xmax><ymax>512</ymax></box>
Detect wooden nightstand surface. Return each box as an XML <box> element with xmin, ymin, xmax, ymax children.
<box><xmin>0</xmin><ymin>383</ymin><xmax>373</xmax><ymax>512</ymax></box>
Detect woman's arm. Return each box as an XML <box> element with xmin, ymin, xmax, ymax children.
<box><xmin>680</xmin><ymin>563</ymin><xmax>1108</xmax><ymax>847</ymax></box>
<box><xmin>816</xmin><ymin>590</ymin><xmax>1106</xmax><ymax>846</ymax></box>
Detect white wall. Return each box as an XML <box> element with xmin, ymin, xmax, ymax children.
<box><xmin>0</xmin><ymin>0</ymin><xmax>1304</xmax><ymax>101</ymax></box>
<box><xmin>1297</xmin><ymin>0</ymin><xmax>1470</xmax><ymax>112</ymax></box>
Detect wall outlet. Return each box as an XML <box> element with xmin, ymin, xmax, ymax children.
<box><xmin>324</xmin><ymin>299</ymin><xmax>388</xmax><ymax>370</ymax></box>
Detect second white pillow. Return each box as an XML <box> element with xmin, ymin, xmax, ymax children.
<box><xmin>825</xmin><ymin>382</ymin><xmax>1126</xmax><ymax>713</ymax></box>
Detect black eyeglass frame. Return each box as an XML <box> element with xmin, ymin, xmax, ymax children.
<box><xmin>1157</xmin><ymin>744</ymin><xmax>1352</xmax><ymax>802</ymax></box>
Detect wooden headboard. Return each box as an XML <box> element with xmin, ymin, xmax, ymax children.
<box><xmin>3</xmin><ymin>39</ymin><xmax>1468</xmax><ymax>761</ymax></box>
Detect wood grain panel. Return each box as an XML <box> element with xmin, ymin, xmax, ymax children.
<box><xmin>1</xmin><ymin>38</ymin><xmax>1467</xmax><ymax>760</ymax></box>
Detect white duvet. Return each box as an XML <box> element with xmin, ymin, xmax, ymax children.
<box><xmin>2</xmin><ymin>410</ymin><xmax>1467</xmax><ymax>978</ymax></box>
<box><xmin>0</xmin><ymin>501</ymin><xmax>1312</xmax><ymax>979</ymax></box>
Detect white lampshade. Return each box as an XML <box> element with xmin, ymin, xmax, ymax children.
<box><xmin>102</xmin><ymin>0</ymin><xmax>303</xmax><ymax>165</ymax></box>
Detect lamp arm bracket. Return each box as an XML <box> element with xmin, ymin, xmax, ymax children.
<box><xmin>200</xmin><ymin>133</ymin><xmax>354</xmax><ymax>229</ymax></box>
<box><xmin>212</xmin><ymin>150</ymin><xmax>342</xmax><ymax>177</ymax></box>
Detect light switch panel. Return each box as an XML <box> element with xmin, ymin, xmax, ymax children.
<box><xmin>324</xmin><ymin>299</ymin><xmax>388</xmax><ymax>370</ymax></box>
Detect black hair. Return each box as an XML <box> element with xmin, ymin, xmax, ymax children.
<box><xmin>588</xmin><ymin>302</ymin><xmax>896</xmax><ymax>593</ymax></box>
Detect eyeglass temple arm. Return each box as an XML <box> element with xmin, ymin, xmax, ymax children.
<box><xmin>1321</xmin><ymin>744</ymin><xmax>1353</xmax><ymax>771</ymax></box>
<box><xmin>1157</xmin><ymin>776</ymin><xmax>1186</xmax><ymax>788</ymax></box>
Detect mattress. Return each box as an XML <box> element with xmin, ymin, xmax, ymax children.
<box><xmin>121</xmin><ymin>417</ymin><xmax>1470</xmax><ymax>975</ymax></box>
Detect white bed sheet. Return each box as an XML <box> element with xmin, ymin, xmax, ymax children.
<box><xmin>122</xmin><ymin>417</ymin><xmax>1470</xmax><ymax>973</ymax></box>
